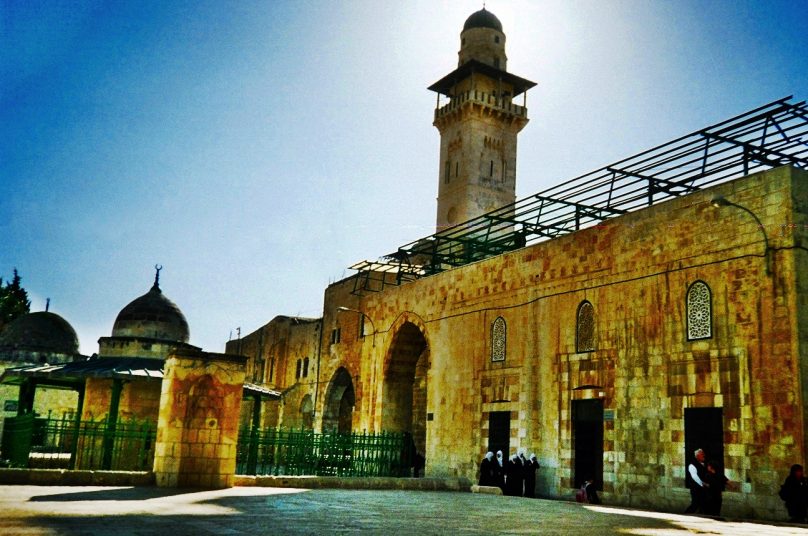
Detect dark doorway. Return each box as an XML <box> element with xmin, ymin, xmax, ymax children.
<box><xmin>684</xmin><ymin>407</ymin><xmax>723</xmax><ymax>478</ymax></box>
<box><xmin>573</xmin><ymin>399</ymin><xmax>603</xmax><ymax>489</ymax></box>
<box><xmin>488</xmin><ymin>411</ymin><xmax>510</xmax><ymax>455</ymax></box>
<box><xmin>323</xmin><ymin>368</ymin><xmax>355</xmax><ymax>434</ymax></box>
<box><xmin>382</xmin><ymin>322</ymin><xmax>428</xmax><ymax>455</ymax></box>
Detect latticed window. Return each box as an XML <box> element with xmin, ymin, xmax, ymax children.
<box><xmin>576</xmin><ymin>301</ymin><xmax>595</xmax><ymax>352</ymax></box>
<box><xmin>491</xmin><ymin>316</ymin><xmax>506</xmax><ymax>362</ymax></box>
<box><xmin>687</xmin><ymin>281</ymin><xmax>712</xmax><ymax>340</ymax></box>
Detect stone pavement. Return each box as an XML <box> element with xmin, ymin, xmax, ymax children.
<box><xmin>1</xmin><ymin>485</ymin><xmax>807</xmax><ymax>535</ymax></box>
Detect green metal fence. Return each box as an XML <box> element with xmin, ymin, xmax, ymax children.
<box><xmin>236</xmin><ymin>428</ymin><xmax>414</xmax><ymax>477</ymax></box>
<box><xmin>1</xmin><ymin>414</ymin><xmax>156</xmax><ymax>471</ymax></box>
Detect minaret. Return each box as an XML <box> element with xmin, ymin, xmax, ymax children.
<box><xmin>429</xmin><ymin>8</ymin><xmax>535</xmax><ymax>233</ymax></box>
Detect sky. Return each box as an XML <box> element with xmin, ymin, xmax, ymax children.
<box><xmin>1</xmin><ymin>0</ymin><xmax>807</xmax><ymax>355</ymax></box>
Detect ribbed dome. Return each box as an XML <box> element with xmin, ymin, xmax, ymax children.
<box><xmin>463</xmin><ymin>8</ymin><xmax>503</xmax><ymax>32</ymax></box>
<box><xmin>112</xmin><ymin>283</ymin><xmax>189</xmax><ymax>343</ymax></box>
<box><xmin>0</xmin><ymin>311</ymin><xmax>79</xmax><ymax>355</ymax></box>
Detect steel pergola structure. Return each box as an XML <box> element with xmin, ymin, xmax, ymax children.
<box><xmin>350</xmin><ymin>96</ymin><xmax>808</xmax><ymax>294</ymax></box>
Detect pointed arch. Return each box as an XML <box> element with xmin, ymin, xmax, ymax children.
<box><xmin>491</xmin><ymin>316</ymin><xmax>506</xmax><ymax>362</ymax></box>
<box><xmin>576</xmin><ymin>300</ymin><xmax>595</xmax><ymax>353</ymax></box>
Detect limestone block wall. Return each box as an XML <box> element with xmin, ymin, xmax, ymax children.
<box><xmin>317</xmin><ymin>279</ymin><xmax>366</xmax><ymax>433</ymax></box>
<box><xmin>225</xmin><ymin>316</ymin><xmax>320</xmax><ymax>430</ymax></box>
<box><xmin>352</xmin><ymin>166</ymin><xmax>806</xmax><ymax>520</ymax></box>
<box><xmin>81</xmin><ymin>378</ymin><xmax>161</xmax><ymax>423</ymax></box>
<box><xmin>97</xmin><ymin>337</ymin><xmax>189</xmax><ymax>360</ymax></box>
<box><xmin>153</xmin><ymin>349</ymin><xmax>246</xmax><ymax>488</ymax></box>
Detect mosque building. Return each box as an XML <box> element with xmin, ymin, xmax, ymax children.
<box><xmin>1</xmin><ymin>6</ymin><xmax>807</xmax><ymax>520</ymax></box>
<box><xmin>0</xmin><ymin>309</ymin><xmax>83</xmax><ymax>437</ymax></box>
<box><xmin>226</xmin><ymin>8</ymin><xmax>808</xmax><ymax>519</ymax></box>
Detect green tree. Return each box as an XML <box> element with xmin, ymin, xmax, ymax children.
<box><xmin>0</xmin><ymin>268</ymin><xmax>31</xmax><ymax>333</ymax></box>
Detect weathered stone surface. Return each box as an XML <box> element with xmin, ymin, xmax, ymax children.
<box><xmin>153</xmin><ymin>349</ymin><xmax>246</xmax><ymax>488</ymax></box>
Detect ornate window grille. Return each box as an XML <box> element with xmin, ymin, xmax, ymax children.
<box><xmin>491</xmin><ymin>316</ymin><xmax>506</xmax><ymax>362</ymax></box>
<box><xmin>576</xmin><ymin>301</ymin><xmax>595</xmax><ymax>352</ymax></box>
<box><xmin>687</xmin><ymin>281</ymin><xmax>712</xmax><ymax>340</ymax></box>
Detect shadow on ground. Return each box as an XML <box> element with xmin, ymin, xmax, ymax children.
<box><xmin>4</xmin><ymin>487</ymin><xmax>806</xmax><ymax>535</ymax></box>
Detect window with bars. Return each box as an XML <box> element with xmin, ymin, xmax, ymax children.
<box><xmin>491</xmin><ymin>316</ymin><xmax>506</xmax><ymax>362</ymax></box>
<box><xmin>576</xmin><ymin>301</ymin><xmax>595</xmax><ymax>353</ymax></box>
<box><xmin>686</xmin><ymin>281</ymin><xmax>712</xmax><ymax>340</ymax></box>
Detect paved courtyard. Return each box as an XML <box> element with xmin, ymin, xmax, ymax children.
<box><xmin>1</xmin><ymin>485</ymin><xmax>807</xmax><ymax>535</ymax></box>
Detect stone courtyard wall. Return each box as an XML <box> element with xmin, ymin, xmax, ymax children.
<box><xmin>337</xmin><ymin>165</ymin><xmax>808</xmax><ymax>519</ymax></box>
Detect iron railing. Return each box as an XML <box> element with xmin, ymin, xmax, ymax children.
<box><xmin>1</xmin><ymin>414</ymin><xmax>155</xmax><ymax>471</ymax></box>
<box><xmin>237</xmin><ymin>427</ymin><xmax>414</xmax><ymax>477</ymax></box>
<box><xmin>351</xmin><ymin>96</ymin><xmax>808</xmax><ymax>293</ymax></box>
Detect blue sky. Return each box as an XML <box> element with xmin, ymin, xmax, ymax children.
<box><xmin>2</xmin><ymin>0</ymin><xmax>807</xmax><ymax>355</ymax></box>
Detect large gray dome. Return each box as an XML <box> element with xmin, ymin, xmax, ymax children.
<box><xmin>0</xmin><ymin>311</ymin><xmax>79</xmax><ymax>355</ymax></box>
<box><xmin>463</xmin><ymin>8</ymin><xmax>503</xmax><ymax>32</ymax></box>
<box><xmin>112</xmin><ymin>283</ymin><xmax>189</xmax><ymax>343</ymax></box>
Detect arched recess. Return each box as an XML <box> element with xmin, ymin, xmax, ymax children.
<box><xmin>381</xmin><ymin>321</ymin><xmax>429</xmax><ymax>456</ymax></box>
<box><xmin>299</xmin><ymin>394</ymin><xmax>314</xmax><ymax>430</ymax></box>
<box><xmin>322</xmin><ymin>367</ymin><xmax>355</xmax><ymax>434</ymax></box>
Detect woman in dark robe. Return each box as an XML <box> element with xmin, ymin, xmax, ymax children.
<box><xmin>479</xmin><ymin>451</ymin><xmax>496</xmax><ymax>486</ymax></box>
<box><xmin>523</xmin><ymin>453</ymin><xmax>539</xmax><ymax>498</ymax></box>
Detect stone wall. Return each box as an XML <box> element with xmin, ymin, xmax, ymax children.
<box><xmin>153</xmin><ymin>348</ymin><xmax>246</xmax><ymax>488</ymax></box>
<box><xmin>224</xmin><ymin>316</ymin><xmax>320</xmax><ymax>430</ymax></box>
<box><xmin>80</xmin><ymin>377</ymin><xmax>161</xmax><ymax>423</ymax></box>
<box><xmin>325</xmin><ymin>165</ymin><xmax>808</xmax><ymax>519</ymax></box>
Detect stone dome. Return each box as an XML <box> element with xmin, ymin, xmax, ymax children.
<box><xmin>463</xmin><ymin>8</ymin><xmax>503</xmax><ymax>32</ymax></box>
<box><xmin>112</xmin><ymin>282</ymin><xmax>190</xmax><ymax>343</ymax></box>
<box><xmin>0</xmin><ymin>311</ymin><xmax>80</xmax><ymax>355</ymax></box>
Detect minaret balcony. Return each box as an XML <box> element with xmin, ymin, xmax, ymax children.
<box><xmin>434</xmin><ymin>90</ymin><xmax>527</xmax><ymax>122</ymax></box>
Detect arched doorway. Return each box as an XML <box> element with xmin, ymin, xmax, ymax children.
<box><xmin>323</xmin><ymin>367</ymin><xmax>355</xmax><ymax>434</ymax></box>
<box><xmin>300</xmin><ymin>394</ymin><xmax>314</xmax><ymax>430</ymax></box>
<box><xmin>382</xmin><ymin>322</ymin><xmax>428</xmax><ymax>456</ymax></box>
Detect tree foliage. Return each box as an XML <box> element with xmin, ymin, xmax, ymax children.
<box><xmin>0</xmin><ymin>268</ymin><xmax>31</xmax><ymax>333</ymax></box>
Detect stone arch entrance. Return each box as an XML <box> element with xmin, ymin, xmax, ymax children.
<box><xmin>299</xmin><ymin>394</ymin><xmax>314</xmax><ymax>430</ymax></box>
<box><xmin>382</xmin><ymin>321</ymin><xmax>429</xmax><ymax>455</ymax></box>
<box><xmin>323</xmin><ymin>367</ymin><xmax>355</xmax><ymax>433</ymax></box>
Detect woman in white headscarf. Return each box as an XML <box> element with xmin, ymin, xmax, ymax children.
<box><xmin>524</xmin><ymin>453</ymin><xmax>539</xmax><ymax>498</ymax></box>
<box><xmin>479</xmin><ymin>451</ymin><xmax>496</xmax><ymax>486</ymax></box>
<box><xmin>495</xmin><ymin>450</ymin><xmax>506</xmax><ymax>492</ymax></box>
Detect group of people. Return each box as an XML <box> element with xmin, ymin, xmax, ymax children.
<box><xmin>685</xmin><ymin>448</ymin><xmax>728</xmax><ymax>516</ymax></box>
<box><xmin>479</xmin><ymin>448</ymin><xmax>539</xmax><ymax>497</ymax></box>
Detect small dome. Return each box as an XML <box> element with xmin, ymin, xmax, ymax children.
<box><xmin>0</xmin><ymin>311</ymin><xmax>80</xmax><ymax>355</ymax></box>
<box><xmin>112</xmin><ymin>282</ymin><xmax>189</xmax><ymax>343</ymax></box>
<box><xmin>463</xmin><ymin>8</ymin><xmax>503</xmax><ymax>32</ymax></box>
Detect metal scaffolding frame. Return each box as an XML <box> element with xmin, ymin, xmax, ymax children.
<box><xmin>351</xmin><ymin>96</ymin><xmax>808</xmax><ymax>293</ymax></box>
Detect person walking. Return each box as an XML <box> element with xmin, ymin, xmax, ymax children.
<box><xmin>703</xmin><ymin>460</ymin><xmax>728</xmax><ymax>515</ymax></box>
<box><xmin>779</xmin><ymin>464</ymin><xmax>808</xmax><ymax>523</ymax></box>
<box><xmin>685</xmin><ymin>448</ymin><xmax>709</xmax><ymax>514</ymax></box>
<box><xmin>479</xmin><ymin>451</ymin><xmax>496</xmax><ymax>487</ymax></box>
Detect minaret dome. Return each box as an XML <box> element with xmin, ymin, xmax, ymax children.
<box><xmin>459</xmin><ymin>8</ymin><xmax>507</xmax><ymax>70</ymax></box>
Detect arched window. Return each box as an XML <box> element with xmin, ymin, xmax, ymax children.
<box><xmin>687</xmin><ymin>281</ymin><xmax>712</xmax><ymax>340</ymax></box>
<box><xmin>576</xmin><ymin>301</ymin><xmax>595</xmax><ymax>353</ymax></box>
<box><xmin>295</xmin><ymin>359</ymin><xmax>302</xmax><ymax>379</ymax></box>
<box><xmin>303</xmin><ymin>357</ymin><xmax>310</xmax><ymax>378</ymax></box>
<box><xmin>491</xmin><ymin>316</ymin><xmax>506</xmax><ymax>362</ymax></box>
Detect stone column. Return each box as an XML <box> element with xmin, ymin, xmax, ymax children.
<box><xmin>153</xmin><ymin>348</ymin><xmax>247</xmax><ymax>488</ymax></box>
